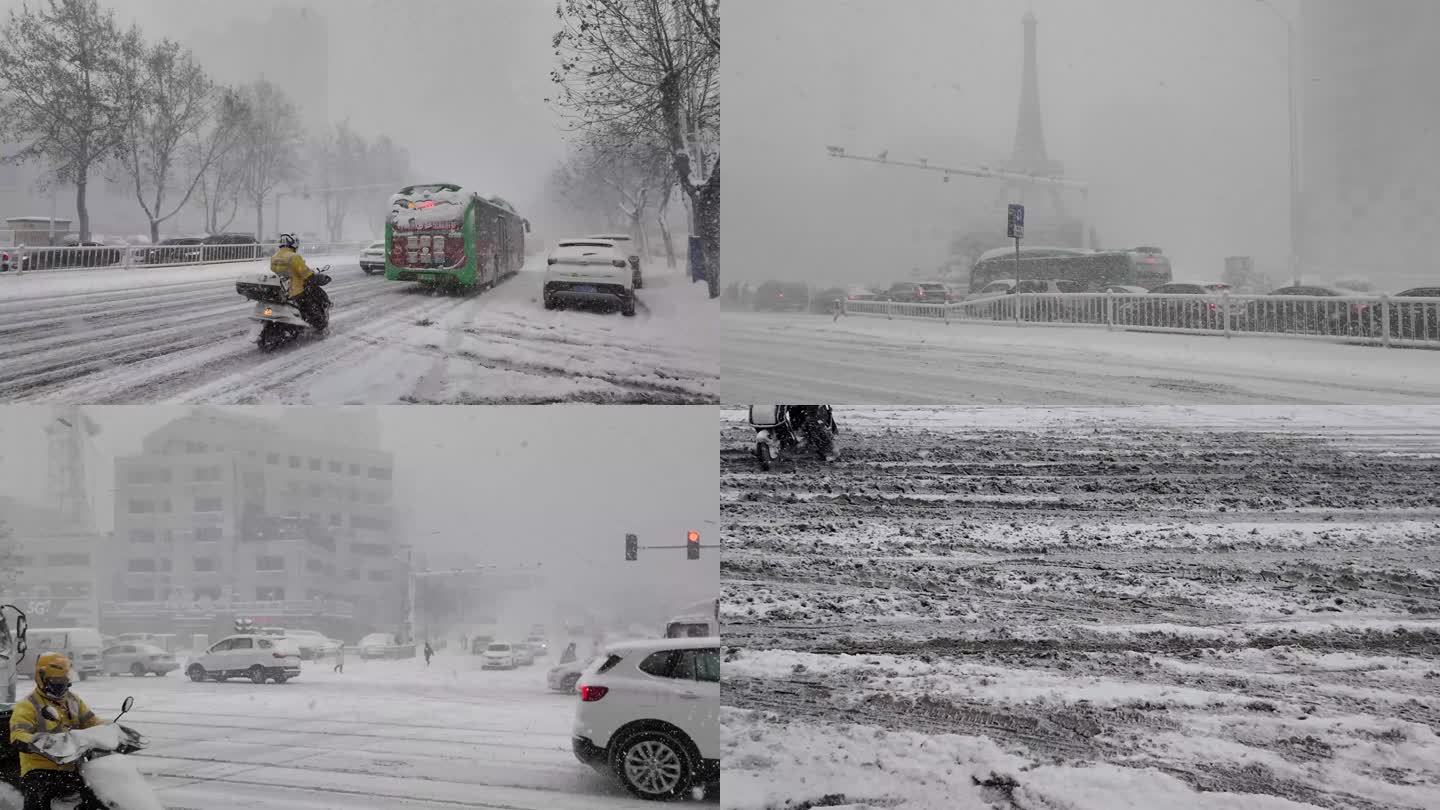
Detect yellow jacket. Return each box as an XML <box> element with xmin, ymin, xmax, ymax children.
<box><xmin>9</xmin><ymin>688</ymin><xmax>102</xmax><ymax>775</ymax></box>
<box><xmin>270</xmin><ymin>247</ymin><xmax>313</xmax><ymax>298</ymax></box>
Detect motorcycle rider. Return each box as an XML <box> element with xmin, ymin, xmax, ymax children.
<box><xmin>269</xmin><ymin>233</ymin><xmax>327</xmax><ymax>329</ymax></box>
<box><xmin>785</xmin><ymin>405</ymin><xmax>839</xmax><ymax>459</ymax></box>
<box><xmin>8</xmin><ymin>653</ymin><xmax>106</xmax><ymax>810</ymax></box>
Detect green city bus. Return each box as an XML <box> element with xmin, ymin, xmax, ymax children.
<box><xmin>384</xmin><ymin>182</ymin><xmax>529</xmax><ymax>290</ymax></box>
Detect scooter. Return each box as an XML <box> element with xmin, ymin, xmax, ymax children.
<box><xmin>748</xmin><ymin>405</ymin><xmax>838</xmax><ymax>470</ymax></box>
<box><xmin>2</xmin><ymin>696</ymin><xmax>160</xmax><ymax>810</ymax></box>
<box><xmin>235</xmin><ymin>266</ymin><xmax>333</xmax><ymax>352</ymax></box>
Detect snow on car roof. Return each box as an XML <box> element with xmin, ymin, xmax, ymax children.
<box><xmin>604</xmin><ymin>636</ymin><xmax>720</xmax><ymax>654</ymax></box>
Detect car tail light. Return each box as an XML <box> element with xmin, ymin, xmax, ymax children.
<box><xmin>777</xmin><ymin>292</ymin><xmax>784</xmax><ymax>298</ymax></box>
<box><xmin>1207</xmin><ymin>302</ymin><xmax>1217</xmax><ymax>311</ymax></box>
<box><xmin>272</xmin><ymin>652</ymin><xmax>288</xmax><ymax>659</ymax></box>
<box><xmin>612</xmin><ymin>259</ymin><xmax>626</xmax><ymax>267</ymax></box>
<box><xmin>579</xmin><ymin>685</ymin><xmax>608</xmax><ymax>701</ymax></box>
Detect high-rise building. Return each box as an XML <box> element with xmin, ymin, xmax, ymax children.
<box><xmin>1300</xmin><ymin>0</ymin><xmax>1440</xmax><ymax>288</ymax></box>
<box><xmin>106</xmin><ymin>409</ymin><xmax>404</xmax><ymax>642</ymax></box>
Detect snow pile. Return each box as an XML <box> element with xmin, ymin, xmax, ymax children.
<box><xmin>389</xmin><ymin>186</ymin><xmax>470</xmax><ymax>230</ymax></box>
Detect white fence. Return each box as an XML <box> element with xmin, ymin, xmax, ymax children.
<box><xmin>843</xmin><ymin>292</ymin><xmax>1440</xmax><ymax>349</ymax></box>
<box><xmin>0</xmin><ymin>240</ymin><xmax>371</xmax><ymax>274</ymax></box>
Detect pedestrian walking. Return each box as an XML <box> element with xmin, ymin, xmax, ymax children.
<box><xmin>333</xmin><ymin>642</ymin><xmax>345</xmax><ymax>673</ymax></box>
<box><xmin>423</xmin><ymin>640</ymin><xmax>434</xmax><ymax>666</ymax></box>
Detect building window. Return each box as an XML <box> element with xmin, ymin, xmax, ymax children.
<box><xmin>186</xmin><ymin>441</ymin><xmax>208</xmax><ymax>453</ymax></box>
<box><xmin>256</xmin><ymin>586</ymin><xmax>285</xmax><ymax>601</ymax></box>
<box><xmin>129</xmin><ymin>528</ymin><xmax>156</xmax><ymax>543</ymax></box>
<box><xmin>306</xmin><ymin>483</ymin><xmax>322</xmax><ymax>498</ymax></box>
<box><xmin>309</xmin><ymin>458</ymin><xmax>322</xmax><ymax>471</ymax></box>
<box><xmin>367</xmin><ymin>466</ymin><xmax>392</xmax><ymax>481</ymax></box>
<box><xmin>45</xmin><ymin>553</ymin><xmax>90</xmax><ymax>566</ymax></box>
<box><xmin>193</xmin><ymin>557</ymin><xmax>217</xmax><ymax>572</ymax></box>
<box><xmin>128</xmin><ymin>499</ymin><xmax>154</xmax><ymax>514</ymax></box>
<box><xmin>128</xmin><ymin>559</ymin><xmax>156</xmax><ymax>572</ymax></box>
<box><xmin>329</xmin><ymin>513</ymin><xmax>343</xmax><ymax>527</ymax></box>
<box><xmin>348</xmin><ymin>464</ymin><xmax>360</xmax><ymax>476</ymax></box>
<box><xmin>347</xmin><ymin>567</ymin><xmax>360</xmax><ymax>580</ymax></box>
<box><xmin>351</xmin><ymin>515</ymin><xmax>391</xmax><ymax>531</ymax></box>
<box><xmin>194</xmin><ymin>496</ymin><xmax>223</xmax><ymax>513</ymax></box>
<box><xmin>267</xmin><ymin>453</ymin><xmax>280</xmax><ymax>465</ymax></box>
<box><xmin>160</xmin><ymin>499</ymin><xmax>172</xmax><ymax>513</ymax></box>
<box><xmin>256</xmin><ymin>555</ymin><xmax>286</xmax><ymax>572</ymax></box>
<box><xmin>348</xmin><ymin>488</ymin><xmax>359</xmax><ymax>502</ymax></box>
<box><xmin>193</xmin><ymin>465</ymin><xmax>222</xmax><ymax>482</ymax></box>
<box><xmin>194</xmin><ymin>526</ymin><xmax>222</xmax><ymax>542</ymax></box>
<box><xmin>193</xmin><ymin>586</ymin><xmax>221</xmax><ymax>601</ymax></box>
<box><xmin>306</xmin><ymin>558</ymin><xmax>325</xmax><ymax>573</ymax></box>
<box><xmin>289</xmin><ymin>455</ymin><xmax>301</xmax><ymax>469</ymax></box>
<box><xmin>126</xmin><ymin>588</ymin><xmax>155</xmax><ymax>601</ymax></box>
<box><xmin>328</xmin><ymin>460</ymin><xmax>342</xmax><ymax>473</ymax></box>
<box><xmin>160</xmin><ymin>558</ymin><xmax>173</xmax><ymax>572</ymax></box>
<box><xmin>367</xmin><ymin>570</ymin><xmax>391</xmax><ymax>582</ymax></box>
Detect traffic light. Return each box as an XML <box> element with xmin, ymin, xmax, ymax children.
<box><xmin>625</xmin><ymin>533</ymin><xmax>638</xmax><ymax>562</ymax></box>
<box><xmin>687</xmin><ymin>531</ymin><xmax>700</xmax><ymax>560</ymax></box>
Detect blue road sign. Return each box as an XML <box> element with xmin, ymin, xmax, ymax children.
<box><xmin>1007</xmin><ymin>204</ymin><xmax>1025</xmax><ymax>239</ymax></box>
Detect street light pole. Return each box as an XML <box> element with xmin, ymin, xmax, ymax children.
<box><xmin>1258</xmin><ymin>0</ymin><xmax>1301</xmax><ymax>286</ymax></box>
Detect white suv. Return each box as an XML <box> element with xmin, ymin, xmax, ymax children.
<box><xmin>544</xmin><ymin>239</ymin><xmax>636</xmax><ymax>317</ymax></box>
<box><xmin>572</xmin><ymin>637</ymin><xmax>719</xmax><ymax>800</ymax></box>
<box><xmin>186</xmin><ymin>634</ymin><xmax>302</xmax><ymax>684</ymax></box>
<box><xmin>482</xmin><ymin>642</ymin><xmax>516</xmax><ymax>669</ymax></box>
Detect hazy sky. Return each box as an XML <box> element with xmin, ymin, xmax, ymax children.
<box><xmin>726</xmin><ymin>0</ymin><xmax>1300</xmax><ymax>285</ymax></box>
<box><xmin>0</xmin><ymin>0</ymin><xmax>571</xmax><ymax>232</ymax></box>
<box><xmin>0</xmin><ymin>406</ymin><xmax>718</xmax><ymax>602</ymax></box>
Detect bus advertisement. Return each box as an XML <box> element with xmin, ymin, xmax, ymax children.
<box><xmin>970</xmin><ymin>247</ymin><xmax>1173</xmax><ymax>293</ymax></box>
<box><xmin>384</xmin><ymin>182</ymin><xmax>530</xmax><ymax>291</ymax></box>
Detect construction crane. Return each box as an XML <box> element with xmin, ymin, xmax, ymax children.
<box><xmin>46</xmin><ymin>406</ymin><xmax>99</xmax><ymax>531</ymax></box>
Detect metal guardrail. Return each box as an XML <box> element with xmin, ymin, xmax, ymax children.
<box><xmin>0</xmin><ymin>240</ymin><xmax>371</xmax><ymax>274</ymax></box>
<box><xmin>842</xmin><ymin>292</ymin><xmax>1440</xmax><ymax>348</ymax></box>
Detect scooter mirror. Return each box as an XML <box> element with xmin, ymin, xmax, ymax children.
<box><xmin>121</xmin><ymin>697</ymin><xmax>134</xmax><ymax>713</ymax></box>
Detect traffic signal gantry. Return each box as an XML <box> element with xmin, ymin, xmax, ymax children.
<box><xmin>625</xmin><ymin>531</ymin><xmax>709</xmax><ymax>561</ymax></box>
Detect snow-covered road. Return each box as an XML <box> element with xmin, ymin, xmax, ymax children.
<box><xmin>0</xmin><ymin>257</ymin><xmax>717</xmax><ymax>404</ymax></box>
<box><xmin>720</xmin><ymin>311</ymin><xmax>1440</xmax><ymax>405</ymax></box>
<box><xmin>721</xmin><ymin>406</ymin><xmax>1440</xmax><ymax>810</ymax></box>
<box><xmin>22</xmin><ymin>651</ymin><xmax>700</xmax><ymax>809</ymax></box>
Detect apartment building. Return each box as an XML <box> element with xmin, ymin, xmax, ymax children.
<box><xmin>106</xmin><ymin>409</ymin><xmax>405</xmax><ymax>642</ymax></box>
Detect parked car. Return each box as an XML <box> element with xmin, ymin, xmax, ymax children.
<box><xmin>359</xmin><ymin>240</ymin><xmax>386</xmax><ymax>274</ymax></box>
<box><xmin>482</xmin><ymin>642</ymin><xmax>517</xmax><ymax>670</ymax></box>
<box><xmin>513</xmin><ymin>642</ymin><xmax>536</xmax><ymax>666</ymax></box>
<box><xmin>1117</xmin><ymin>281</ymin><xmax>1232</xmax><ymax>328</ymax></box>
<box><xmin>752</xmin><ymin>281</ymin><xmax>809</xmax><ymax>311</ymax></box>
<box><xmin>202</xmin><ymin>232</ymin><xmax>261</xmax><ymax>261</ymax></box>
<box><xmin>1390</xmin><ymin>287</ymin><xmax>1440</xmax><ymax>341</ymax></box>
<box><xmin>186</xmin><ymin>634</ymin><xmax>301</xmax><ymax>684</ymax></box>
<box><xmin>358</xmin><ymin>632</ymin><xmax>398</xmax><ymax>659</ymax></box>
<box><xmin>1102</xmin><ymin>284</ymin><xmax>1150</xmax><ymax>295</ymax></box>
<box><xmin>470</xmin><ymin>634</ymin><xmax>497</xmax><ymax>655</ymax></box>
<box><xmin>572</xmin><ymin>636</ymin><xmax>720</xmax><ymax>800</ymax></box>
<box><xmin>544</xmin><ymin>238</ymin><xmax>636</xmax><ymax>317</ymax></box>
<box><xmin>585</xmin><ymin>234</ymin><xmax>642</xmax><ymax>289</ymax></box>
<box><xmin>101</xmin><ymin>643</ymin><xmax>178</xmax><ymax>677</ymax></box>
<box><xmin>547</xmin><ymin>655</ymin><xmax>598</xmax><ymax>693</ymax></box>
<box><xmin>283</xmin><ymin>630</ymin><xmax>342</xmax><ymax>660</ymax></box>
<box><xmin>1244</xmin><ymin>284</ymin><xmax>1376</xmax><ymax>335</ymax></box>
<box><xmin>881</xmin><ymin>281</ymin><xmax>953</xmax><ymax>303</ymax></box>
<box><xmin>525</xmin><ymin>635</ymin><xmax>549</xmax><ymax>656</ymax></box>
<box><xmin>143</xmin><ymin>236</ymin><xmax>205</xmax><ymax>265</ymax></box>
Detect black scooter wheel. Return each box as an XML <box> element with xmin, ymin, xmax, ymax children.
<box><xmin>757</xmin><ymin>443</ymin><xmax>772</xmax><ymax>471</ymax></box>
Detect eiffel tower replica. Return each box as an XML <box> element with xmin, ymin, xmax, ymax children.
<box><xmin>1000</xmin><ymin>12</ymin><xmax>1088</xmax><ymax>248</ymax></box>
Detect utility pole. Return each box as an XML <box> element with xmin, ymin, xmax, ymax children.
<box><xmin>1256</xmin><ymin>0</ymin><xmax>1302</xmax><ymax>285</ymax></box>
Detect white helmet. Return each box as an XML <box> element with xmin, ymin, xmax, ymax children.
<box><xmin>278</xmin><ymin>233</ymin><xmax>298</xmax><ymax>250</ymax></box>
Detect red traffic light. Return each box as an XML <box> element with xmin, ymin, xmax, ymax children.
<box><xmin>687</xmin><ymin>531</ymin><xmax>700</xmax><ymax>543</ymax></box>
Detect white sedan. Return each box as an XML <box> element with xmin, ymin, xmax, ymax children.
<box><xmin>360</xmin><ymin>240</ymin><xmax>385</xmax><ymax>274</ymax></box>
<box><xmin>543</xmin><ymin>239</ymin><xmax>636</xmax><ymax>317</ymax></box>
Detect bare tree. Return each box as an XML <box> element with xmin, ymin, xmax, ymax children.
<box><xmin>189</xmin><ymin>89</ymin><xmax>251</xmax><ymax>234</ymax></box>
<box><xmin>552</xmin><ymin>0</ymin><xmax>720</xmax><ymax>296</ymax></box>
<box><xmin>360</xmin><ymin>134</ymin><xmax>412</xmax><ymax>235</ymax></box>
<box><xmin>120</xmin><ymin>39</ymin><xmax>241</xmax><ymax>243</ymax></box>
<box><xmin>0</xmin><ymin>0</ymin><xmax>145</xmax><ymax>241</ymax></box>
<box><xmin>237</xmin><ymin>79</ymin><xmax>303</xmax><ymax>240</ymax></box>
<box><xmin>311</xmin><ymin>121</ymin><xmax>370</xmax><ymax>241</ymax></box>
